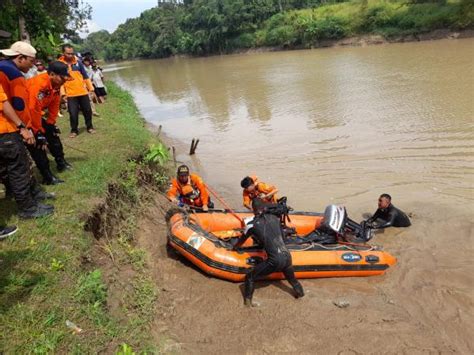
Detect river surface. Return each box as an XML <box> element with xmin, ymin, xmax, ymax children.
<box><xmin>108</xmin><ymin>39</ymin><xmax>474</xmax><ymax>352</ymax></box>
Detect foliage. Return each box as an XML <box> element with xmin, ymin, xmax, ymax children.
<box><xmin>82</xmin><ymin>0</ymin><xmax>473</xmax><ymax>60</ymax></box>
<box><xmin>0</xmin><ymin>0</ymin><xmax>92</xmax><ymax>58</ymax></box>
<box><xmin>144</xmin><ymin>143</ymin><xmax>170</xmax><ymax>166</ymax></box>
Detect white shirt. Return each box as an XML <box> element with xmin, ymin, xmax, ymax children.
<box><xmin>91</xmin><ymin>69</ymin><xmax>104</xmax><ymax>88</ymax></box>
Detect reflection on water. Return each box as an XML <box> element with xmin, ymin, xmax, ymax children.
<box><xmin>108</xmin><ymin>39</ymin><xmax>474</xmax><ymax>214</ymax></box>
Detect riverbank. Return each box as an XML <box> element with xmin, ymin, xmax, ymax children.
<box><xmin>0</xmin><ymin>83</ymin><xmax>172</xmax><ymax>353</ymax></box>
<box><xmin>233</xmin><ymin>28</ymin><xmax>474</xmax><ymax>55</ymax></box>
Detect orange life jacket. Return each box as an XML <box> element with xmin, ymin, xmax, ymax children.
<box><xmin>58</xmin><ymin>55</ymin><xmax>93</xmax><ymax>97</ymax></box>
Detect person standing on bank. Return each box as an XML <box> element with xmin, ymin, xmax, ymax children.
<box><xmin>0</xmin><ymin>42</ymin><xmax>55</xmax><ymax>212</ymax></box>
<box><xmin>58</xmin><ymin>44</ymin><xmax>95</xmax><ymax>138</ymax></box>
<box><xmin>233</xmin><ymin>198</ymin><xmax>304</xmax><ymax>307</ymax></box>
<box><xmin>27</xmin><ymin>61</ymin><xmax>72</xmax><ymax>183</ymax></box>
<box><xmin>365</xmin><ymin>193</ymin><xmax>411</xmax><ymax>229</ymax></box>
<box><xmin>0</xmin><ymin>43</ymin><xmax>53</xmax><ymax>218</ymax></box>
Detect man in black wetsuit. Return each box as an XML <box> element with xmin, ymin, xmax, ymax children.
<box><xmin>233</xmin><ymin>198</ymin><xmax>304</xmax><ymax>307</ymax></box>
<box><xmin>366</xmin><ymin>193</ymin><xmax>411</xmax><ymax>229</ymax></box>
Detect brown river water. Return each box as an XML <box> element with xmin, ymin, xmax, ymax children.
<box><xmin>107</xmin><ymin>39</ymin><xmax>474</xmax><ymax>353</ymax></box>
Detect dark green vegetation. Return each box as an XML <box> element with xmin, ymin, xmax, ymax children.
<box><xmin>83</xmin><ymin>0</ymin><xmax>474</xmax><ymax>61</ymax></box>
<box><xmin>0</xmin><ymin>83</ymin><xmax>170</xmax><ymax>353</ymax></box>
<box><xmin>0</xmin><ymin>0</ymin><xmax>91</xmax><ymax>57</ymax></box>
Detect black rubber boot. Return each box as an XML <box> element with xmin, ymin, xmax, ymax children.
<box><xmin>57</xmin><ymin>161</ymin><xmax>73</xmax><ymax>172</ymax></box>
<box><xmin>18</xmin><ymin>204</ymin><xmax>54</xmax><ymax>219</ymax></box>
<box><xmin>293</xmin><ymin>283</ymin><xmax>305</xmax><ymax>299</ymax></box>
<box><xmin>42</xmin><ymin>174</ymin><xmax>65</xmax><ymax>185</ymax></box>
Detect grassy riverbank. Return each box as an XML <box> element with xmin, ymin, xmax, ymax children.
<box><xmin>254</xmin><ymin>0</ymin><xmax>474</xmax><ymax>48</ymax></box>
<box><xmin>0</xmin><ymin>83</ymin><xmax>169</xmax><ymax>352</ymax></box>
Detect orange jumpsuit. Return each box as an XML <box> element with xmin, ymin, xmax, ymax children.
<box><xmin>26</xmin><ymin>72</ymin><xmax>60</xmax><ymax>134</ymax></box>
<box><xmin>243</xmin><ymin>175</ymin><xmax>278</xmax><ymax>209</ymax></box>
<box><xmin>167</xmin><ymin>174</ymin><xmax>210</xmax><ymax>207</ymax></box>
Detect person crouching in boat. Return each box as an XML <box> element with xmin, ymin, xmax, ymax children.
<box><xmin>365</xmin><ymin>193</ymin><xmax>411</xmax><ymax>229</ymax></box>
<box><xmin>233</xmin><ymin>198</ymin><xmax>304</xmax><ymax>307</ymax></box>
<box><xmin>166</xmin><ymin>164</ymin><xmax>213</xmax><ymax>211</ymax></box>
<box><xmin>240</xmin><ymin>175</ymin><xmax>278</xmax><ymax>210</ymax></box>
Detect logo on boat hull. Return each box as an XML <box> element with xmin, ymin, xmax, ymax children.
<box><xmin>187</xmin><ymin>233</ymin><xmax>205</xmax><ymax>250</ymax></box>
<box><xmin>341</xmin><ymin>252</ymin><xmax>362</xmax><ymax>262</ymax></box>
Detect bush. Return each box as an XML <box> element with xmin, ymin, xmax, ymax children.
<box><xmin>265</xmin><ymin>24</ymin><xmax>299</xmax><ymax>47</ymax></box>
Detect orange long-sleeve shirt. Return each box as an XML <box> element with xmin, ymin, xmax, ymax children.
<box><xmin>167</xmin><ymin>173</ymin><xmax>210</xmax><ymax>207</ymax></box>
<box><xmin>242</xmin><ymin>176</ymin><xmax>278</xmax><ymax>209</ymax></box>
<box><xmin>58</xmin><ymin>55</ymin><xmax>93</xmax><ymax>97</ymax></box>
<box><xmin>26</xmin><ymin>73</ymin><xmax>60</xmax><ymax>134</ymax></box>
<box><xmin>0</xmin><ymin>59</ymin><xmax>31</xmax><ymax>131</ymax></box>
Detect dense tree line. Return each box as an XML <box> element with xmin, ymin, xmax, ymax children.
<box><xmin>83</xmin><ymin>0</ymin><xmax>473</xmax><ymax>61</ymax></box>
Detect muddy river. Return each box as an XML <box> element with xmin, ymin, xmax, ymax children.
<box><xmin>108</xmin><ymin>39</ymin><xmax>474</xmax><ymax>353</ymax></box>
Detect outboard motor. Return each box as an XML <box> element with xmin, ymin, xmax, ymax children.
<box><xmin>322</xmin><ymin>204</ymin><xmax>373</xmax><ymax>242</ymax></box>
<box><xmin>322</xmin><ymin>205</ymin><xmax>347</xmax><ymax>234</ymax></box>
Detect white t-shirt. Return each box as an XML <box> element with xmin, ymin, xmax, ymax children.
<box><xmin>91</xmin><ymin>69</ymin><xmax>104</xmax><ymax>88</ymax></box>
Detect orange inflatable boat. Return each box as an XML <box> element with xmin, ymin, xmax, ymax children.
<box><xmin>167</xmin><ymin>205</ymin><xmax>397</xmax><ymax>282</ymax></box>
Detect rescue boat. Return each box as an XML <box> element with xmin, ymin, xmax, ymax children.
<box><xmin>167</xmin><ymin>205</ymin><xmax>397</xmax><ymax>282</ymax></box>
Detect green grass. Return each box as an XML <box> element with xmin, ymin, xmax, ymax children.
<box><xmin>0</xmin><ymin>82</ymin><xmax>167</xmax><ymax>353</ymax></box>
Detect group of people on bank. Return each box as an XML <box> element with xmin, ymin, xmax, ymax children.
<box><xmin>0</xmin><ymin>41</ymin><xmax>105</xmax><ymax>239</ymax></box>
<box><xmin>166</xmin><ymin>164</ymin><xmax>411</xmax><ymax>306</ymax></box>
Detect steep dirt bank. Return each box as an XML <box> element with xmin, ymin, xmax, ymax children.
<box><xmin>137</xmin><ymin>194</ymin><xmax>473</xmax><ymax>354</ymax></box>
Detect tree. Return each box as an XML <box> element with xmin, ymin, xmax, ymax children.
<box><xmin>0</xmin><ymin>0</ymin><xmax>92</xmax><ymax>57</ymax></box>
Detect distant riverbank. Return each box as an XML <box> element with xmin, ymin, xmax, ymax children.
<box><xmin>216</xmin><ymin>28</ymin><xmax>474</xmax><ymax>58</ymax></box>
<box><xmin>83</xmin><ymin>0</ymin><xmax>474</xmax><ymax>61</ymax></box>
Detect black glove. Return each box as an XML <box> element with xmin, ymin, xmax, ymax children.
<box><xmin>36</xmin><ymin>132</ymin><xmax>48</xmax><ymax>148</ymax></box>
<box><xmin>54</xmin><ymin>125</ymin><xmax>61</xmax><ymax>135</ymax></box>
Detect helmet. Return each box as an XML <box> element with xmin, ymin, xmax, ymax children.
<box><xmin>243</xmin><ymin>216</ymin><xmax>254</xmax><ymax>235</ymax></box>
<box><xmin>177</xmin><ymin>164</ymin><xmax>190</xmax><ymax>176</ymax></box>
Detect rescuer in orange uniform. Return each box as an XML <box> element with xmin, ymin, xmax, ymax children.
<box><xmin>240</xmin><ymin>175</ymin><xmax>278</xmax><ymax>209</ymax></box>
<box><xmin>167</xmin><ymin>165</ymin><xmax>213</xmax><ymax>211</ymax></box>
<box><xmin>27</xmin><ymin>61</ymin><xmax>72</xmax><ymax>184</ymax></box>
<box><xmin>58</xmin><ymin>44</ymin><xmax>95</xmax><ymax>137</ymax></box>
<box><xmin>0</xmin><ymin>41</ymin><xmax>54</xmax><ymax>218</ymax></box>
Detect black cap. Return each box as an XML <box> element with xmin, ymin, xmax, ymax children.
<box><xmin>47</xmin><ymin>61</ymin><xmax>70</xmax><ymax>77</ymax></box>
<box><xmin>177</xmin><ymin>165</ymin><xmax>190</xmax><ymax>176</ymax></box>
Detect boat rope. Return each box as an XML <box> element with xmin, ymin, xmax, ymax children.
<box><xmin>205</xmin><ymin>183</ymin><xmax>245</xmax><ymax>227</ymax></box>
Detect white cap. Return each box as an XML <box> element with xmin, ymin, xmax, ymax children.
<box><xmin>1</xmin><ymin>41</ymin><xmax>37</xmax><ymax>57</ymax></box>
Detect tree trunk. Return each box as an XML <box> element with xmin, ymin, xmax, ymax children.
<box><xmin>18</xmin><ymin>15</ymin><xmax>30</xmax><ymax>43</ymax></box>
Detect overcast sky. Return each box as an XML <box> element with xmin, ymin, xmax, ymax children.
<box><xmin>79</xmin><ymin>0</ymin><xmax>157</xmax><ymax>37</ymax></box>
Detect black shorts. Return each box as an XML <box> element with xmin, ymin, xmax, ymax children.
<box><xmin>94</xmin><ymin>86</ymin><xmax>107</xmax><ymax>97</ymax></box>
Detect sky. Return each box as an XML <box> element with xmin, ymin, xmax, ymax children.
<box><xmin>79</xmin><ymin>0</ymin><xmax>158</xmax><ymax>37</ymax></box>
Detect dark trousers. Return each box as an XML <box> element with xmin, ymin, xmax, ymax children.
<box><xmin>68</xmin><ymin>94</ymin><xmax>93</xmax><ymax>133</ymax></box>
<box><xmin>244</xmin><ymin>253</ymin><xmax>302</xmax><ymax>300</ymax></box>
<box><xmin>0</xmin><ymin>132</ymin><xmax>35</xmax><ymax>210</ymax></box>
<box><xmin>26</xmin><ymin>143</ymin><xmax>54</xmax><ymax>183</ymax></box>
<box><xmin>42</xmin><ymin>121</ymin><xmax>66</xmax><ymax>168</ymax></box>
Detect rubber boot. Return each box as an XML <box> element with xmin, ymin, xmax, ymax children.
<box><xmin>18</xmin><ymin>204</ymin><xmax>54</xmax><ymax>219</ymax></box>
<box><xmin>244</xmin><ymin>298</ymin><xmax>261</xmax><ymax>307</ymax></box>
<box><xmin>293</xmin><ymin>283</ymin><xmax>305</xmax><ymax>299</ymax></box>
